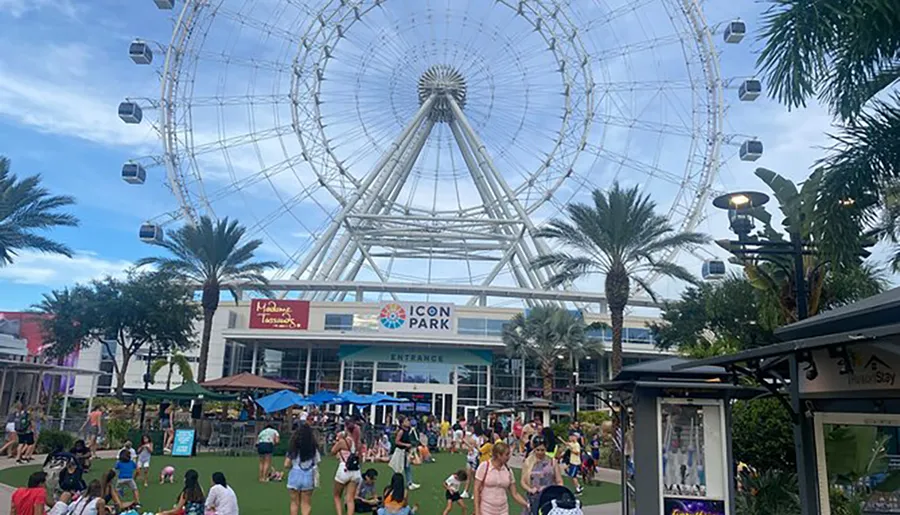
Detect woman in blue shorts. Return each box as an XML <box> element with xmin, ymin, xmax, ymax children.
<box><xmin>286</xmin><ymin>424</ymin><xmax>319</xmax><ymax>515</ymax></box>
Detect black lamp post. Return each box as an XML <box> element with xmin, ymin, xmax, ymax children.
<box><xmin>712</xmin><ymin>191</ymin><xmax>809</xmax><ymax>320</ymax></box>
<box><xmin>713</xmin><ymin>191</ymin><xmax>818</xmax><ymax>514</ymax></box>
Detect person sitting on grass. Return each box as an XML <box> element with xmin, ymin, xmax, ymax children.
<box><xmin>354</xmin><ymin>469</ymin><xmax>380</xmax><ymax>514</ymax></box>
<box><xmin>441</xmin><ymin>469</ymin><xmax>468</xmax><ymax>515</ymax></box>
<box><xmin>115</xmin><ymin>448</ymin><xmax>140</xmax><ymax>505</ymax></box>
<box><xmin>205</xmin><ymin>472</ymin><xmax>238</xmax><ymax>515</ymax></box>
<box><xmin>67</xmin><ymin>480</ymin><xmax>107</xmax><ymax>515</ymax></box>
<box><xmin>70</xmin><ymin>440</ymin><xmax>92</xmax><ymax>472</ymax></box>
<box><xmin>10</xmin><ymin>471</ymin><xmax>50</xmax><ymax>515</ymax></box>
<box><xmin>159</xmin><ymin>469</ymin><xmax>205</xmax><ymax>515</ymax></box>
<box><xmin>101</xmin><ymin>469</ymin><xmax>135</xmax><ymax>512</ymax></box>
<box><xmin>377</xmin><ymin>473</ymin><xmax>418</xmax><ymax>515</ymax></box>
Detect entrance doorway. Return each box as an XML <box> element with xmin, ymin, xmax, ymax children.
<box><xmin>459</xmin><ymin>405</ymin><xmax>479</xmax><ymax>424</ymax></box>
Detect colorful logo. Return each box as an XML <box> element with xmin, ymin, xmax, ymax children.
<box><xmin>379</xmin><ymin>303</ymin><xmax>407</xmax><ymax>329</ymax></box>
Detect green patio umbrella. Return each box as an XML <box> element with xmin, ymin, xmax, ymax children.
<box><xmin>135</xmin><ymin>380</ymin><xmax>236</xmax><ymax>402</ymax></box>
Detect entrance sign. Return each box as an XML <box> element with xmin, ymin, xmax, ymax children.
<box><xmin>339</xmin><ymin>344</ymin><xmax>491</xmax><ymax>366</ymax></box>
<box><xmin>378</xmin><ymin>302</ymin><xmax>455</xmax><ymax>333</ymax></box>
<box><xmin>249</xmin><ymin>299</ymin><xmax>310</xmax><ymax>330</ymax></box>
<box><xmin>801</xmin><ymin>343</ymin><xmax>899</xmax><ymax>395</ymax></box>
<box><xmin>172</xmin><ymin>429</ymin><xmax>195</xmax><ymax>457</ymax></box>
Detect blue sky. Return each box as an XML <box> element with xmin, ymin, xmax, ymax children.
<box><xmin>0</xmin><ymin>0</ymin><xmax>886</xmax><ymax>311</ymax></box>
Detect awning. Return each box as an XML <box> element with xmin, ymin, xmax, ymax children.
<box><xmin>134</xmin><ymin>381</ymin><xmax>236</xmax><ymax>401</ymax></box>
<box><xmin>201</xmin><ymin>372</ymin><xmax>298</xmax><ymax>391</ymax></box>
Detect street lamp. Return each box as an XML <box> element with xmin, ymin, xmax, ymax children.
<box><xmin>712</xmin><ymin>191</ymin><xmax>810</xmax><ymax>320</ymax></box>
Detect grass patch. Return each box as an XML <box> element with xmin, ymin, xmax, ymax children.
<box><xmin>0</xmin><ymin>455</ymin><xmax>620</xmax><ymax>515</ymax></box>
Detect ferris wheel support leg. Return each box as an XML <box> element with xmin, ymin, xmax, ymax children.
<box><xmin>287</xmin><ymin>94</ymin><xmax>438</xmax><ymax>285</ymax></box>
<box><xmin>447</xmin><ymin>96</ymin><xmax>562</xmax><ymax>283</ymax></box>
<box><xmin>325</xmin><ymin>117</ymin><xmax>438</xmax><ymax>301</ymax></box>
<box><xmin>448</xmin><ymin>99</ymin><xmax>557</xmax><ymax>298</ymax></box>
<box><xmin>309</xmin><ymin>116</ymin><xmax>437</xmax><ymax>293</ymax></box>
<box><xmin>448</xmin><ymin>119</ymin><xmax>539</xmax><ymax>295</ymax></box>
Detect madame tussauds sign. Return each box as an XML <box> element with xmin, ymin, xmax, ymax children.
<box><xmin>249</xmin><ymin>299</ymin><xmax>310</xmax><ymax>330</ymax></box>
<box><xmin>377</xmin><ymin>302</ymin><xmax>455</xmax><ymax>333</ymax></box>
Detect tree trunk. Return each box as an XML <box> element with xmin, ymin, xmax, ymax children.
<box><xmin>115</xmin><ymin>353</ymin><xmax>131</xmax><ymax>398</ymax></box>
<box><xmin>197</xmin><ymin>281</ymin><xmax>221</xmax><ymax>383</ymax></box>
<box><xmin>606</xmin><ymin>267</ymin><xmax>630</xmax><ymax>377</ymax></box>
<box><xmin>541</xmin><ymin>360</ymin><xmax>554</xmax><ymax>400</ymax></box>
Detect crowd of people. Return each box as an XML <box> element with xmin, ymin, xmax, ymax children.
<box><xmin>270</xmin><ymin>410</ymin><xmax>600</xmax><ymax>515</ymax></box>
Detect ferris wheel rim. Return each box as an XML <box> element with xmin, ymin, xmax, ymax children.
<box><xmin>149</xmin><ymin>0</ymin><xmax>725</xmax><ymax>285</ymax></box>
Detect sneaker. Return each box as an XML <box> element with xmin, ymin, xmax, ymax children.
<box><xmin>460</xmin><ymin>490</ymin><xmax>470</xmax><ymax>499</ymax></box>
<box><xmin>408</xmin><ymin>483</ymin><xmax>421</xmax><ymax>490</ymax></box>
<box><xmin>576</xmin><ymin>486</ymin><xmax>584</xmax><ymax>494</ymax></box>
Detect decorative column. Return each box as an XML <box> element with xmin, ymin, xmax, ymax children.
<box><xmin>304</xmin><ymin>345</ymin><xmax>312</xmax><ymax>395</ymax></box>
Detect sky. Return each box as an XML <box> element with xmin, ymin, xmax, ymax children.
<box><xmin>0</xmin><ymin>0</ymin><xmax>887</xmax><ymax>312</ymax></box>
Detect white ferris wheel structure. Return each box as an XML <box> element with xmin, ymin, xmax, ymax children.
<box><xmin>121</xmin><ymin>0</ymin><xmax>760</xmax><ymax>307</ymax></box>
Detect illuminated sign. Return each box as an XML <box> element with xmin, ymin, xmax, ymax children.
<box><xmin>663</xmin><ymin>498</ymin><xmax>725</xmax><ymax>515</ymax></box>
<box><xmin>249</xmin><ymin>299</ymin><xmax>310</xmax><ymax>330</ymax></box>
<box><xmin>377</xmin><ymin>302</ymin><xmax>454</xmax><ymax>333</ymax></box>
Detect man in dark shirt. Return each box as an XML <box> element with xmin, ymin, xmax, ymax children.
<box><xmin>354</xmin><ymin>469</ymin><xmax>380</xmax><ymax>513</ymax></box>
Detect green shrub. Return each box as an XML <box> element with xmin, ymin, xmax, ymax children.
<box><xmin>37</xmin><ymin>429</ymin><xmax>75</xmax><ymax>454</ymax></box>
<box><xmin>732</xmin><ymin>397</ymin><xmax>795</xmax><ymax>472</ymax></box>
<box><xmin>105</xmin><ymin>419</ymin><xmax>133</xmax><ymax>448</ymax></box>
<box><xmin>735</xmin><ymin>469</ymin><xmax>800</xmax><ymax>515</ymax></box>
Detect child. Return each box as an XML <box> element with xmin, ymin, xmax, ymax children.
<box><xmin>355</xmin><ymin>468</ymin><xmax>380</xmax><ymax>514</ymax></box>
<box><xmin>160</xmin><ymin>465</ymin><xmax>176</xmax><ymax>484</ymax></box>
<box><xmin>441</xmin><ymin>469</ymin><xmax>468</xmax><ymax>515</ymax></box>
<box><xmin>119</xmin><ymin>440</ymin><xmax>137</xmax><ymax>462</ymax></box>
<box><xmin>114</xmin><ymin>448</ymin><xmax>140</xmax><ymax>504</ymax></box>
<box><xmin>136</xmin><ymin>435</ymin><xmax>153</xmax><ymax>487</ymax></box>
<box><xmin>378</xmin><ymin>473</ymin><xmax>418</xmax><ymax>515</ymax></box>
<box><xmin>565</xmin><ymin>433</ymin><xmax>584</xmax><ymax>494</ymax></box>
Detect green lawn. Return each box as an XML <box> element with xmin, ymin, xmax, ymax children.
<box><xmin>0</xmin><ymin>455</ymin><xmax>620</xmax><ymax>515</ymax></box>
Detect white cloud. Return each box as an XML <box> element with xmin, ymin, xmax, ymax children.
<box><xmin>0</xmin><ymin>0</ymin><xmax>78</xmax><ymax>18</ymax></box>
<box><xmin>0</xmin><ymin>250</ymin><xmax>132</xmax><ymax>286</ymax></box>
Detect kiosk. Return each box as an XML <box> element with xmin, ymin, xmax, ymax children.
<box><xmin>578</xmin><ymin>358</ymin><xmax>763</xmax><ymax>515</ymax></box>
<box><xmin>675</xmin><ymin>287</ymin><xmax>900</xmax><ymax>515</ymax></box>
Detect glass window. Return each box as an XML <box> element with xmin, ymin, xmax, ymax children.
<box><xmin>310</xmin><ymin>347</ymin><xmax>340</xmax><ymax>392</ymax></box>
<box><xmin>624</xmin><ymin>327</ymin><xmax>652</xmax><ymax>344</ymax></box>
<box><xmin>343</xmin><ymin>361</ymin><xmax>374</xmax><ymax>394</ymax></box>
<box><xmin>353</xmin><ymin>313</ymin><xmax>379</xmax><ymax>332</ymax></box>
<box><xmin>485</xmin><ymin>319</ymin><xmax>507</xmax><ymax>336</ymax></box>
<box><xmin>457</xmin><ymin>318</ymin><xmax>487</xmax><ymax>335</ymax></box>
<box><xmin>374</xmin><ymin>361</ymin><xmax>455</xmax><ymax>384</ymax></box>
<box><xmin>324</xmin><ymin>313</ymin><xmax>354</xmax><ymax>331</ymax></box>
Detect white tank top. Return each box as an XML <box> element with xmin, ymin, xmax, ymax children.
<box><xmin>70</xmin><ymin>496</ymin><xmax>99</xmax><ymax>515</ymax></box>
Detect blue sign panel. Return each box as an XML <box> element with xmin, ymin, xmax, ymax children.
<box><xmin>172</xmin><ymin>429</ymin><xmax>195</xmax><ymax>457</ymax></box>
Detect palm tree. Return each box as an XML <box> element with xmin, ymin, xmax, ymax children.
<box><xmin>0</xmin><ymin>156</ymin><xmax>78</xmax><ymax>266</ymax></box>
<box><xmin>150</xmin><ymin>352</ymin><xmax>194</xmax><ymax>390</ymax></box>
<box><xmin>137</xmin><ymin>216</ymin><xmax>279</xmax><ymax>382</ymax></box>
<box><xmin>501</xmin><ymin>305</ymin><xmax>592</xmax><ymax>400</ymax></box>
<box><xmin>756</xmin><ymin>0</ymin><xmax>900</xmax><ymax>265</ymax></box>
<box><xmin>532</xmin><ymin>183</ymin><xmax>708</xmax><ymax>376</ymax></box>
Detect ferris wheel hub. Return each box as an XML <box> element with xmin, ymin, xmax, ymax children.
<box><xmin>417</xmin><ymin>64</ymin><xmax>467</xmax><ymax>123</ymax></box>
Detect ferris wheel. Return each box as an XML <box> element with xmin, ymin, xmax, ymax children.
<box><xmin>121</xmin><ymin>0</ymin><xmax>759</xmax><ymax>300</ymax></box>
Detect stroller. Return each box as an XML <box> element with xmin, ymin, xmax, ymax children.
<box><xmin>43</xmin><ymin>451</ymin><xmax>83</xmax><ymax>496</ymax></box>
<box><xmin>536</xmin><ymin>485</ymin><xmax>583</xmax><ymax>515</ymax></box>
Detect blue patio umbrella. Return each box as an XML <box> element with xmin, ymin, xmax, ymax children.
<box><xmin>331</xmin><ymin>391</ymin><xmax>376</xmax><ymax>405</ymax></box>
<box><xmin>305</xmin><ymin>390</ymin><xmax>339</xmax><ymax>405</ymax></box>
<box><xmin>256</xmin><ymin>390</ymin><xmax>306</xmax><ymax>414</ymax></box>
<box><xmin>370</xmin><ymin>393</ymin><xmax>406</xmax><ymax>405</ymax></box>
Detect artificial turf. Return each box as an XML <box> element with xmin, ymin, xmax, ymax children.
<box><xmin>0</xmin><ymin>454</ymin><xmax>620</xmax><ymax>514</ymax></box>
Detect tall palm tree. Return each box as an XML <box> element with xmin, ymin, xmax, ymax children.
<box><xmin>756</xmin><ymin>0</ymin><xmax>900</xmax><ymax>265</ymax></box>
<box><xmin>532</xmin><ymin>183</ymin><xmax>708</xmax><ymax>376</ymax></box>
<box><xmin>501</xmin><ymin>305</ymin><xmax>591</xmax><ymax>400</ymax></box>
<box><xmin>150</xmin><ymin>352</ymin><xmax>194</xmax><ymax>390</ymax></box>
<box><xmin>0</xmin><ymin>156</ymin><xmax>78</xmax><ymax>266</ymax></box>
<box><xmin>137</xmin><ymin>216</ymin><xmax>279</xmax><ymax>382</ymax></box>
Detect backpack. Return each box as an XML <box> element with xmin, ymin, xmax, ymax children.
<box><xmin>343</xmin><ymin>437</ymin><xmax>360</xmax><ymax>472</ymax></box>
<box><xmin>14</xmin><ymin>411</ymin><xmax>29</xmax><ymax>432</ymax></box>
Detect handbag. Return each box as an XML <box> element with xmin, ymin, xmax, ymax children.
<box><xmin>389</xmin><ymin>448</ymin><xmax>406</xmax><ymax>474</ymax></box>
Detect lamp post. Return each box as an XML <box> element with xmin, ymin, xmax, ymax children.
<box><xmin>713</xmin><ymin>191</ymin><xmax>818</xmax><ymax>514</ymax></box>
<box><xmin>712</xmin><ymin>191</ymin><xmax>809</xmax><ymax>319</ymax></box>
